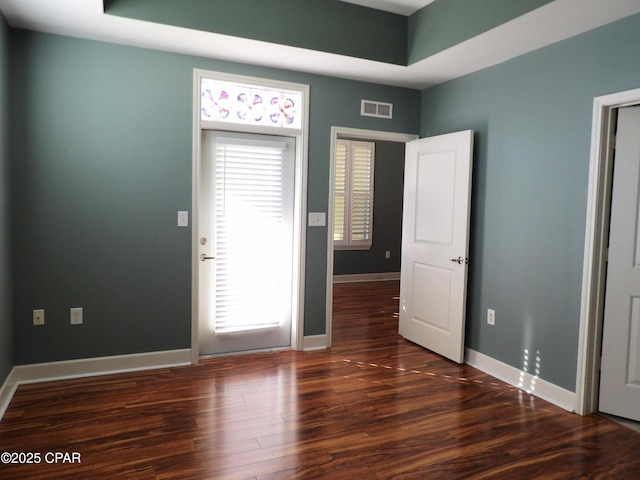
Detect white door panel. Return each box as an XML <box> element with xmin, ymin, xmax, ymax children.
<box><xmin>411</xmin><ymin>263</ymin><xmax>452</xmax><ymax>331</ymax></box>
<box><xmin>399</xmin><ymin>131</ymin><xmax>473</xmax><ymax>364</ymax></box>
<box><xmin>415</xmin><ymin>150</ymin><xmax>456</xmax><ymax>244</ymax></box>
<box><xmin>599</xmin><ymin>106</ymin><xmax>640</xmax><ymax>421</ymax></box>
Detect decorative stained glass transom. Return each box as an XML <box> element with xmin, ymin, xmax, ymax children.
<box><xmin>201</xmin><ymin>78</ymin><xmax>303</xmax><ymax>130</ymax></box>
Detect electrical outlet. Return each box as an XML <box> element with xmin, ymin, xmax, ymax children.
<box><xmin>70</xmin><ymin>307</ymin><xmax>83</xmax><ymax>325</ymax></box>
<box><xmin>487</xmin><ymin>309</ymin><xmax>496</xmax><ymax>326</ymax></box>
<box><xmin>33</xmin><ymin>309</ymin><xmax>45</xmax><ymax>326</ymax></box>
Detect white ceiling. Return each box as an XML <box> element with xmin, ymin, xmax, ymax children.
<box><xmin>1</xmin><ymin>0</ymin><xmax>639</xmax><ymax>90</ymax></box>
<box><xmin>339</xmin><ymin>0</ymin><xmax>435</xmax><ymax>15</ymax></box>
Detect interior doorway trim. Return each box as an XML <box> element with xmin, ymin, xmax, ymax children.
<box><xmin>575</xmin><ymin>87</ymin><xmax>640</xmax><ymax>415</ymax></box>
<box><xmin>325</xmin><ymin>127</ymin><xmax>418</xmax><ymax>348</ymax></box>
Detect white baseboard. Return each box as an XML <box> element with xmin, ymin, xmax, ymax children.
<box><xmin>333</xmin><ymin>272</ymin><xmax>400</xmax><ymax>284</ymax></box>
<box><xmin>303</xmin><ymin>334</ymin><xmax>328</xmax><ymax>351</ymax></box>
<box><xmin>0</xmin><ymin>349</ymin><xmax>192</xmax><ymax>421</ymax></box>
<box><xmin>465</xmin><ymin>348</ymin><xmax>576</xmax><ymax>412</ymax></box>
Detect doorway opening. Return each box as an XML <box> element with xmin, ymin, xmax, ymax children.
<box><xmin>326</xmin><ymin>127</ymin><xmax>417</xmax><ymax>347</ymax></box>
<box><xmin>576</xmin><ymin>87</ymin><xmax>640</xmax><ymax>417</ymax></box>
<box><xmin>191</xmin><ymin>70</ymin><xmax>309</xmax><ymax>362</ymax></box>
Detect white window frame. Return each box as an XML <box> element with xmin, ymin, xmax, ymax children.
<box><xmin>333</xmin><ymin>139</ymin><xmax>375</xmax><ymax>250</ymax></box>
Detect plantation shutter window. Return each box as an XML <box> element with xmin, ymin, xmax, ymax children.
<box><xmin>333</xmin><ymin>139</ymin><xmax>375</xmax><ymax>250</ymax></box>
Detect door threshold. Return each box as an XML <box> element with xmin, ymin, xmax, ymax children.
<box><xmin>599</xmin><ymin>413</ymin><xmax>640</xmax><ymax>433</ymax></box>
<box><xmin>199</xmin><ymin>346</ymin><xmax>292</xmax><ymax>360</ymax></box>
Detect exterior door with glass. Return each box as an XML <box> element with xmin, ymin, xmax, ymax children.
<box><xmin>198</xmin><ymin>130</ymin><xmax>295</xmax><ymax>355</ymax></box>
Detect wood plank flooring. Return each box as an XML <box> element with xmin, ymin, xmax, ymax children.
<box><xmin>1</xmin><ymin>280</ymin><xmax>640</xmax><ymax>479</ymax></box>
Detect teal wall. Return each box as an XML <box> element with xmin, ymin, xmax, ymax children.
<box><xmin>6</xmin><ymin>5</ymin><xmax>639</xmax><ymax>394</ymax></box>
<box><xmin>0</xmin><ymin>14</ymin><xmax>11</xmax><ymax>384</ymax></box>
<box><xmin>9</xmin><ymin>29</ymin><xmax>420</xmax><ymax>363</ymax></box>
<box><xmin>421</xmin><ymin>12</ymin><xmax>640</xmax><ymax>391</ymax></box>
<box><xmin>105</xmin><ymin>0</ymin><xmax>556</xmax><ymax>68</ymax></box>
<box><xmin>105</xmin><ymin>0</ymin><xmax>407</xmax><ymax>65</ymax></box>
<box><xmin>334</xmin><ymin>140</ymin><xmax>404</xmax><ymax>276</ymax></box>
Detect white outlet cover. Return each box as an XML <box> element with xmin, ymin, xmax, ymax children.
<box><xmin>70</xmin><ymin>307</ymin><xmax>83</xmax><ymax>325</ymax></box>
<box><xmin>33</xmin><ymin>309</ymin><xmax>45</xmax><ymax>326</ymax></box>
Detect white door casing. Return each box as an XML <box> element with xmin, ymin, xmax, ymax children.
<box><xmin>399</xmin><ymin>131</ymin><xmax>474</xmax><ymax>364</ymax></box>
<box><xmin>191</xmin><ymin>69</ymin><xmax>309</xmax><ymax>361</ymax></box>
<box><xmin>575</xmin><ymin>87</ymin><xmax>640</xmax><ymax>416</ymax></box>
<box><xmin>598</xmin><ymin>106</ymin><xmax>640</xmax><ymax>421</ymax></box>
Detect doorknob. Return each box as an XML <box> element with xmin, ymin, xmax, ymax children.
<box><xmin>450</xmin><ymin>256</ymin><xmax>466</xmax><ymax>264</ymax></box>
<box><xmin>200</xmin><ymin>253</ymin><xmax>215</xmax><ymax>261</ymax></box>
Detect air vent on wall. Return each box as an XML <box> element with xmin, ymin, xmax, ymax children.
<box><xmin>361</xmin><ymin>99</ymin><xmax>393</xmax><ymax>119</ymax></box>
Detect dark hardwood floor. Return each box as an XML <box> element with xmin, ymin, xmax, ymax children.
<box><xmin>1</xmin><ymin>280</ymin><xmax>639</xmax><ymax>479</ymax></box>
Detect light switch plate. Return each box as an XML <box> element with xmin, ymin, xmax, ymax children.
<box><xmin>308</xmin><ymin>212</ymin><xmax>326</xmax><ymax>227</ymax></box>
<box><xmin>178</xmin><ymin>211</ymin><xmax>189</xmax><ymax>227</ymax></box>
<box><xmin>487</xmin><ymin>309</ymin><xmax>495</xmax><ymax>326</ymax></box>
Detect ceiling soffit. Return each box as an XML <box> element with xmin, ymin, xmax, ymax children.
<box><xmin>103</xmin><ymin>0</ymin><xmax>408</xmax><ymax>65</ymax></box>
<box><xmin>103</xmin><ymin>0</ymin><xmax>556</xmax><ymax>66</ymax></box>
<box><xmin>2</xmin><ymin>0</ymin><xmax>640</xmax><ymax>89</ymax></box>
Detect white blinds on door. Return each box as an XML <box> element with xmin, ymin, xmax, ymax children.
<box><xmin>213</xmin><ymin>137</ymin><xmax>291</xmax><ymax>333</ymax></box>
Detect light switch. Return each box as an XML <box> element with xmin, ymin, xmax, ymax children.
<box><xmin>178</xmin><ymin>211</ymin><xmax>189</xmax><ymax>227</ymax></box>
<box><xmin>308</xmin><ymin>212</ymin><xmax>326</xmax><ymax>227</ymax></box>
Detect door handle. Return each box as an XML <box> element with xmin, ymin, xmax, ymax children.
<box><xmin>450</xmin><ymin>256</ymin><xmax>468</xmax><ymax>265</ymax></box>
<box><xmin>200</xmin><ymin>254</ymin><xmax>215</xmax><ymax>262</ymax></box>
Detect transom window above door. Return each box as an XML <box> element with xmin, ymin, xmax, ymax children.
<box><xmin>201</xmin><ymin>78</ymin><xmax>303</xmax><ymax>130</ymax></box>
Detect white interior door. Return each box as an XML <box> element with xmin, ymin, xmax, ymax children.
<box><xmin>399</xmin><ymin>130</ymin><xmax>474</xmax><ymax>364</ymax></box>
<box><xmin>599</xmin><ymin>106</ymin><xmax>640</xmax><ymax>421</ymax></box>
<box><xmin>198</xmin><ymin>130</ymin><xmax>295</xmax><ymax>356</ymax></box>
